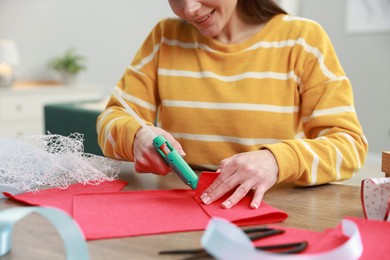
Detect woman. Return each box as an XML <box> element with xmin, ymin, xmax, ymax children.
<box><xmin>97</xmin><ymin>0</ymin><xmax>368</xmax><ymax>209</ymax></box>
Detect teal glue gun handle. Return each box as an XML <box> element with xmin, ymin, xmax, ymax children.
<box><xmin>152</xmin><ymin>135</ymin><xmax>199</xmax><ymax>190</ymax></box>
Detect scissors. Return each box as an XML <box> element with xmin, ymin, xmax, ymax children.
<box><xmin>159</xmin><ymin>227</ymin><xmax>308</xmax><ymax>259</ymax></box>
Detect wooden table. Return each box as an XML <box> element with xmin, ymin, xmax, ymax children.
<box><xmin>0</xmin><ymin>167</ymin><xmax>363</xmax><ymax>260</ymax></box>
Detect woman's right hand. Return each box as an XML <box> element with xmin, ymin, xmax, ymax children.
<box><xmin>133</xmin><ymin>126</ymin><xmax>186</xmax><ymax>175</ymax></box>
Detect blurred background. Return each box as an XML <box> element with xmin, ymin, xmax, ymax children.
<box><xmin>0</xmin><ymin>0</ymin><xmax>389</xmax><ymax>175</ymax></box>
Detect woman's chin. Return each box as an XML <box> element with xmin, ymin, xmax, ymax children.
<box><xmin>198</xmin><ymin>26</ymin><xmax>219</xmax><ymax>38</ymax></box>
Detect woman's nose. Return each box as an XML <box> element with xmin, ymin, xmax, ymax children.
<box><xmin>183</xmin><ymin>0</ymin><xmax>201</xmax><ymax>17</ymax></box>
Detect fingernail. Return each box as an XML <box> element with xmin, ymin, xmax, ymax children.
<box><xmin>216</xmin><ymin>168</ymin><xmax>221</xmax><ymax>173</ymax></box>
<box><xmin>201</xmin><ymin>194</ymin><xmax>211</xmax><ymax>204</ymax></box>
<box><xmin>222</xmin><ymin>200</ymin><xmax>231</xmax><ymax>209</ymax></box>
<box><xmin>179</xmin><ymin>150</ymin><xmax>186</xmax><ymax>157</ymax></box>
<box><xmin>251</xmin><ymin>202</ymin><xmax>258</xmax><ymax>209</ymax></box>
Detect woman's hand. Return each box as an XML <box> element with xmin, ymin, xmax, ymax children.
<box><xmin>200</xmin><ymin>149</ymin><xmax>278</xmax><ymax>209</ymax></box>
<box><xmin>133</xmin><ymin>126</ymin><xmax>186</xmax><ymax>175</ymax></box>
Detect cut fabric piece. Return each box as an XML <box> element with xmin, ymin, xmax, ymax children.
<box><xmin>4</xmin><ymin>180</ymin><xmax>127</xmax><ymax>215</ymax></box>
<box><xmin>73</xmin><ymin>172</ymin><xmax>287</xmax><ymax>240</ymax></box>
<box><xmin>252</xmin><ymin>225</ymin><xmax>326</xmax><ymax>253</ymax></box>
<box><xmin>254</xmin><ymin>217</ymin><xmax>390</xmax><ymax>256</ymax></box>
<box><xmin>201</xmin><ymin>218</ymin><xmax>363</xmax><ymax>260</ymax></box>
<box><xmin>195</xmin><ymin>172</ymin><xmax>288</xmax><ymax>225</ymax></box>
<box><xmin>5</xmin><ymin>172</ymin><xmax>288</xmax><ymax>240</ymax></box>
<box><xmin>270</xmin><ymin>216</ymin><xmax>390</xmax><ymax>258</ymax></box>
<box><xmin>73</xmin><ymin>190</ymin><xmax>210</xmax><ymax>240</ymax></box>
<box><xmin>203</xmin><ymin>216</ymin><xmax>390</xmax><ymax>259</ymax></box>
<box><xmin>323</xmin><ymin>216</ymin><xmax>390</xmax><ymax>259</ymax></box>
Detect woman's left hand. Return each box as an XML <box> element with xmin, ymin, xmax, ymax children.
<box><xmin>200</xmin><ymin>149</ymin><xmax>279</xmax><ymax>209</ymax></box>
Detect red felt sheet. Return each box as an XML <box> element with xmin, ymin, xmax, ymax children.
<box><xmin>326</xmin><ymin>217</ymin><xmax>390</xmax><ymax>259</ymax></box>
<box><xmin>252</xmin><ymin>225</ymin><xmax>326</xmax><ymax>253</ymax></box>
<box><xmin>195</xmin><ymin>172</ymin><xmax>287</xmax><ymax>226</ymax></box>
<box><xmin>4</xmin><ymin>173</ymin><xmax>390</xmax><ymax>259</ymax></box>
<box><xmin>4</xmin><ymin>172</ymin><xmax>288</xmax><ymax>240</ymax></box>
<box><xmin>73</xmin><ymin>190</ymin><xmax>210</xmax><ymax>239</ymax></box>
<box><xmin>253</xmin><ymin>217</ymin><xmax>390</xmax><ymax>258</ymax></box>
<box><xmin>3</xmin><ymin>180</ymin><xmax>128</xmax><ymax>215</ymax></box>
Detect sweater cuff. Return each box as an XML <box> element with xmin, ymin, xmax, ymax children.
<box><xmin>259</xmin><ymin>142</ymin><xmax>300</xmax><ymax>184</ymax></box>
<box><xmin>120</xmin><ymin>121</ymin><xmax>140</xmax><ymax>161</ymax></box>
<box><xmin>122</xmin><ymin>121</ymin><xmax>154</xmax><ymax>161</ymax></box>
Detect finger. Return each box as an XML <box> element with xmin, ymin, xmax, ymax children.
<box><xmin>145</xmin><ymin>149</ymin><xmax>172</xmax><ymax>174</ymax></box>
<box><xmin>170</xmin><ymin>140</ymin><xmax>186</xmax><ymax>157</ymax></box>
<box><xmin>203</xmin><ymin>163</ymin><xmax>237</xmax><ymax>192</ymax></box>
<box><xmin>199</xmin><ymin>158</ymin><xmax>237</xmax><ymax>204</ymax></box>
<box><xmin>221</xmin><ymin>183</ymin><xmax>253</xmax><ymax>209</ymax></box>
<box><xmin>250</xmin><ymin>186</ymin><xmax>266</xmax><ymax>209</ymax></box>
<box><xmin>134</xmin><ymin>157</ymin><xmax>170</xmax><ymax>175</ymax></box>
<box><xmin>150</xmin><ymin>160</ymin><xmax>171</xmax><ymax>175</ymax></box>
<box><xmin>162</xmin><ymin>133</ymin><xmax>186</xmax><ymax>157</ymax></box>
<box><xmin>200</xmin><ymin>172</ymin><xmax>237</xmax><ymax>205</ymax></box>
<box><xmin>134</xmin><ymin>160</ymin><xmax>149</xmax><ymax>173</ymax></box>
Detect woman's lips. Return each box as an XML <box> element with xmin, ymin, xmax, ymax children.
<box><xmin>195</xmin><ymin>10</ymin><xmax>215</xmax><ymax>24</ymax></box>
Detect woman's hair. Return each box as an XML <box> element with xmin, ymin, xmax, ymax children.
<box><xmin>238</xmin><ymin>0</ymin><xmax>287</xmax><ymax>22</ymax></box>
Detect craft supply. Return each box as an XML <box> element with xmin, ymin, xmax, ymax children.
<box><xmin>361</xmin><ymin>151</ymin><xmax>390</xmax><ymax>221</ymax></box>
<box><xmin>361</xmin><ymin>178</ymin><xmax>390</xmax><ymax>220</ymax></box>
<box><xmin>159</xmin><ymin>227</ymin><xmax>308</xmax><ymax>258</ymax></box>
<box><xmin>0</xmin><ymin>133</ymin><xmax>120</xmax><ymax>193</ymax></box>
<box><xmin>0</xmin><ymin>207</ymin><xmax>89</xmax><ymax>260</ymax></box>
<box><xmin>313</xmin><ymin>217</ymin><xmax>390</xmax><ymax>259</ymax></box>
<box><xmin>112</xmin><ymin>87</ymin><xmax>198</xmax><ymax>189</ymax></box>
<box><xmin>201</xmin><ymin>218</ymin><xmax>363</xmax><ymax>260</ymax></box>
<box><xmin>4</xmin><ymin>172</ymin><xmax>288</xmax><ymax>240</ymax></box>
<box><xmin>4</xmin><ymin>180</ymin><xmax>128</xmax><ymax>216</ymax></box>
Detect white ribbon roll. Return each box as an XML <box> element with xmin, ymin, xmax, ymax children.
<box><xmin>0</xmin><ymin>207</ymin><xmax>89</xmax><ymax>259</ymax></box>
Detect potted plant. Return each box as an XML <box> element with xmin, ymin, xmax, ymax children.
<box><xmin>48</xmin><ymin>48</ymin><xmax>87</xmax><ymax>85</ymax></box>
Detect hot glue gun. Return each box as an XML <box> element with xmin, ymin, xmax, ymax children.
<box><xmin>112</xmin><ymin>89</ymin><xmax>199</xmax><ymax>190</ymax></box>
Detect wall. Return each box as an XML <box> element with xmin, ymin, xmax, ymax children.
<box><xmin>0</xmin><ymin>0</ymin><xmax>174</xmax><ymax>90</ymax></box>
<box><xmin>1</xmin><ymin>0</ymin><xmax>389</xmax><ymax>154</ymax></box>
<box><xmin>299</xmin><ymin>0</ymin><xmax>390</xmax><ymax>155</ymax></box>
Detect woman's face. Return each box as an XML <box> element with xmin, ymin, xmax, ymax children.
<box><xmin>168</xmin><ymin>0</ymin><xmax>238</xmax><ymax>38</ymax></box>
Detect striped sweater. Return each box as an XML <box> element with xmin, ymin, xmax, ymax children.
<box><xmin>97</xmin><ymin>14</ymin><xmax>368</xmax><ymax>186</ymax></box>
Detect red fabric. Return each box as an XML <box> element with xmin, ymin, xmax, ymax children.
<box><xmin>3</xmin><ymin>180</ymin><xmax>127</xmax><ymax>215</ymax></box>
<box><xmin>4</xmin><ymin>173</ymin><xmax>389</xmax><ymax>258</ymax></box>
<box><xmin>195</xmin><ymin>172</ymin><xmax>288</xmax><ymax>225</ymax></box>
<box><xmin>255</xmin><ymin>217</ymin><xmax>390</xmax><ymax>258</ymax></box>
<box><xmin>252</xmin><ymin>225</ymin><xmax>326</xmax><ymax>253</ymax></box>
<box><xmin>4</xmin><ymin>172</ymin><xmax>288</xmax><ymax>240</ymax></box>
<box><xmin>305</xmin><ymin>228</ymin><xmax>349</xmax><ymax>253</ymax></box>
<box><xmin>72</xmin><ymin>172</ymin><xmax>288</xmax><ymax>240</ymax></box>
<box><xmin>299</xmin><ymin>217</ymin><xmax>390</xmax><ymax>258</ymax></box>
<box><xmin>300</xmin><ymin>217</ymin><xmax>390</xmax><ymax>258</ymax></box>
<box><xmin>73</xmin><ymin>190</ymin><xmax>210</xmax><ymax>240</ymax></box>
<box><xmin>341</xmin><ymin>217</ymin><xmax>389</xmax><ymax>259</ymax></box>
